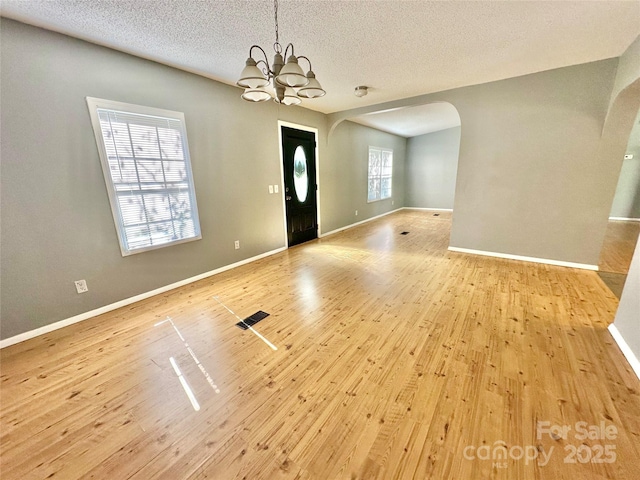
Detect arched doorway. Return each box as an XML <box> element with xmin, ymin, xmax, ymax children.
<box><xmin>598</xmin><ymin>79</ymin><xmax>640</xmax><ymax>298</ymax></box>
<box><xmin>348</xmin><ymin>102</ymin><xmax>462</xmax><ymax>211</ymax></box>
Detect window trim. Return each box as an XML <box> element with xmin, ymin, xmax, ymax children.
<box><xmin>367</xmin><ymin>146</ymin><xmax>393</xmax><ymax>203</ymax></box>
<box><xmin>86</xmin><ymin>97</ymin><xmax>202</xmax><ymax>256</ymax></box>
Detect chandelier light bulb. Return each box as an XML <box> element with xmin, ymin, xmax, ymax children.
<box><xmin>297</xmin><ymin>71</ymin><xmax>326</xmax><ymax>99</ymax></box>
<box><xmin>237</xmin><ymin>58</ymin><xmax>269</xmax><ymax>89</ymax></box>
<box><xmin>276</xmin><ymin>56</ymin><xmax>308</xmax><ymax>88</ymax></box>
<box><xmin>241</xmin><ymin>87</ymin><xmax>272</xmax><ymax>102</ymax></box>
<box><xmin>275</xmin><ymin>86</ymin><xmax>302</xmax><ymax>106</ymax></box>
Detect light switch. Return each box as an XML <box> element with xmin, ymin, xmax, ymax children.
<box><xmin>269</xmin><ymin>185</ymin><xmax>274</xmax><ymax>194</ymax></box>
<box><xmin>274</xmin><ymin>185</ymin><xmax>279</xmax><ymax>193</ymax></box>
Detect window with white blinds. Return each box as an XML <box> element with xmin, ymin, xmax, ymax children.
<box><xmin>368</xmin><ymin>147</ymin><xmax>393</xmax><ymax>202</ymax></box>
<box><xmin>86</xmin><ymin>98</ymin><xmax>201</xmax><ymax>256</ymax></box>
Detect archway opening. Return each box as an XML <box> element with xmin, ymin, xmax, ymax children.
<box><xmin>349</xmin><ymin>102</ymin><xmax>462</xmax><ymax>212</ymax></box>
<box><xmin>598</xmin><ymin>93</ymin><xmax>640</xmax><ymax>298</ymax></box>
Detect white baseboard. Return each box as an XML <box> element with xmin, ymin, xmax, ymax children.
<box><xmin>403</xmin><ymin>207</ymin><xmax>453</xmax><ymax>212</ymax></box>
<box><xmin>447</xmin><ymin>246</ymin><xmax>598</xmax><ymax>271</ymax></box>
<box><xmin>608</xmin><ymin>324</ymin><xmax>640</xmax><ymax>380</ymax></box>
<box><xmin>609</xmin><ymin>217</ymin><xmax>640</xmax><ymax>222</ymax></box>
<box><xmin>0</xmin><ymin>247</ymin><xmax>287</xmax><ymax>349</ymax></box>
<box><xmin>319</xmin><ymin>208</ymin><xmax>403</xmax><ymax>238</ymax></box>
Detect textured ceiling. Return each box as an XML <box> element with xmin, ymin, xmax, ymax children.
<box><xmin>1</xmin><ymin>0</ymin><xmax>639</xmax><ymax>124</ymax></box>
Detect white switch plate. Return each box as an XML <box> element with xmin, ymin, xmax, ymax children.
<box><xmin>274</xmin><ymin>185</ymin><xmax>279</xmax><ymax>193</ymax></box>
<box><xmin>624</xmin><ymin>154</ymin><xmax>634</xmax><ymax>160</ymax></box>
<box><xmin>234</xmin><ymin>240</ymin><xmax>240</xmax><ymax>250</ymax></box>
<box><xmin>74</xmin><ymin>279</ymin><xmax>88</xmax><ymax>294</ymax></box>
<box><xmin>268</xmin><ymin>185</ymin><xmax>274</xmax><ymax>194</ymax></box>
<box><xmin>355</xmin><ymin>210</ymin><xmax>358</xmax><ymax>216</ymax></box>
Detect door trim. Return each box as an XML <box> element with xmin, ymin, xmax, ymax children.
<box><xmin>277</xmin><ymin>121</ymin><xmax>321</xmax><ymax>246</ymax></box>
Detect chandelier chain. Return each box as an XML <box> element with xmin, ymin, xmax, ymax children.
<box><xmin>274</xmin><ymin>0</ymin><xmax>279</xmax><ymax>45</ymax></box>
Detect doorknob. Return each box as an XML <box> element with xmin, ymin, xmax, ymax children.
<box><xmin>286</xmin><ymin>195</ymin><xmax>292</xmax><ymax>201</ymax></box>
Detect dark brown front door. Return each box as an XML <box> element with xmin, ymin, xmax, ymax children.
<box><xmin>281</xmin><ymin>126</ymin><xmax>318</xmax><ymax>247</ymax></box>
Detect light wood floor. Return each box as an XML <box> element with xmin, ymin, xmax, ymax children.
<box><xmin>598</xmin><ymin>220</ymin><xmax>640</xmax><ymax>298</ymax></box>
<box><xmin>599</xmin><ymin>220</ymin><xmax>640</xmax><ymax>274</ymax></box>
<box><xmin>1</xmin><ymin>210</ymin><xmax>639</xmax><ymax>479</ymax></box>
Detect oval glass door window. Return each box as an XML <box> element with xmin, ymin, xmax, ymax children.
<box><xmin>293</xmin><ymin>145</ymin><xmax>308</xmax><ymax>202</ymax></box>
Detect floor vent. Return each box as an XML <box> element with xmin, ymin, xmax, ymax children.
<box><xmin>236</xmin><ymin>311</ymin><xmax>270</xmax><ymax>330</ymax></box>
<box><xmin>400</xmin><ymin>231</ymin><xmax>410</xmax><ymax>235</ymax></box>
<box><xmin>433</xmin><ymin>213</ymin><xmax>440</xmax><ymax>216</ymax></box>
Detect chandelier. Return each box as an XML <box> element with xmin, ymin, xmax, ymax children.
<box><xmin>237</xmin><ymin>0</ymin><xmax>326</xmax><ymax>105</ymax></box>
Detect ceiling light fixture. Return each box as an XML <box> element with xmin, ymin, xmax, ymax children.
<box><xmin>237</xmin><ymin>0</ymin><xmax>326</xmax><ymax>105</ymax></box>
<box><xmin>354</xmin><ymin>86</ymin><xmax>368</xmax><ymax>97</ymax></box>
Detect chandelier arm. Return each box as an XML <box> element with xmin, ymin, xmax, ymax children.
<box><xmin>282</xmin><ymin>43</ymin><xmax>295</xmax><ymax>60</ymax></box>
<box><xmin>255</xmin><ymin>60</ymin><xmax>273</xmax><ymax>78</ymax></box>
<box><xmin>297</xmin><ymin>56</ymin><xmax>312</xmax><ymax>71</ymax></box>
<box><xmin>249</xmin><ymin>45</ymin><xmax>269</xmax><ymax>63</ymax></box>
<box><xmin>249</xmin><ymin>45</ymin><xmax>272</xmax><ymax>74</ymax></box>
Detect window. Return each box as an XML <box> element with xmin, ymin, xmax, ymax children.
<box><xmin>293</xmin><ymin>145</ymin><xmax>309</xmax><ymax>202</ymax></box>
<box><xmin>368</xmin><ymin>147</ymin><xmax>393</xmax><ymax>202</ymax></box>
<box><xmin>86</xmin><ymin>98</ymin><xmax>201</xmax><ymax>256</ymax></box>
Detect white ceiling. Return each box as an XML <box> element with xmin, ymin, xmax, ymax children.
<box><xmin>1</xmin><ymin>0</ymin><xmax>639</xmax><ymax>135</ymax></box>
<box><xmin>350</xmin><ymin>102</ymin><xmax>461</xmax><ymax>138</ymax></box>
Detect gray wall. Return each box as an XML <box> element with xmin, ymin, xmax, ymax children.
<box><xmin>405</xmin><ymin>127</ymin><xmax>460</xmax><ymax>209</ymax></box>
<box><xmin>448</xmin><ymin>61</ymin><xmax>620</xmax><ymax>265</ymax></box>
<box><xmin>0</xmin><ymin>19</ymin><xmax>404</xmax><ymax>339</ymax></box>
<box><xmin>610</xmin><ymin>110</ymin><xmax>640</xmax><ymax>219</ymax></box>
<box><xmin>321</xmin><ymin>120</ymin><xmax>406</xmax><ymax>234</ymax></box>
<box><xmin>613</xmin><ymin>233</ymin><xmax>640</xmax><ymax>364</ymax></box>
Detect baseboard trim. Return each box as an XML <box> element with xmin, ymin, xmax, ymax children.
<box><xmin>0</xmin><ymin>246</ymin><xmax>287</xmax><ymax>349</ymax></box>
<box><xmin>447</xmin><ymin>246</ymin><xmax>599</xmax><ymax>271</ymax></box>
<box><xmin>608</xmin><ymin>324</ymin><xmax>640</xmax><ymax>380</ymax></box>
<box><xmin>402</xmin><ymin>207</ymin><xmax>453</xmax><ymax>212</ymax></box>
<box><xmin>319</xmin><ymin>208</ymin><xmax>403</xmax><ymax>238</ymax></box>
<box><xmin>609</xmin><ymin>217</ymin><xmax>640</xmax><ymax>222</ymax></box>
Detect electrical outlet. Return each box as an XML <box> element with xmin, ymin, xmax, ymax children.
<box><xmin>234</xmin><ymin>240</ymin><xmax>240</xmax><ymax>250</ymax></box>
<box><xmin>274</xmin><ymin>185</ymin><xmax>279</xmax><ymax>193</ymax></box>
<box><xmin>74</xmin><ymin>279</ymin><xmax>88</xmax><ymax>294</ymax></box>
<box><xmin>355</xmin><ymin>210</ymin><xmax>358</xmax><ymax>216</ymax></box>
<box><xmin>269</xmin><ymin>185</ymin><xmax>274</xmax><ymax>194</ymax></box>
<box><xmin>391</xmin><ymin>200</ymin><xmax>394</xmax><ymax>206</ymax></box>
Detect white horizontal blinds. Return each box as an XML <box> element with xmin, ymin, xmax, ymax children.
<box><xmin>368</xmin><ymin>147</ymin><xmax>393</xmax><ymax>202</ymax></box>
<box><xmin>380</xmin><ymin>149</ymin><xmax>393</xmax><ymax>199</ymax></box>
<box><xmin>97</xmin><ymin>108</ymin><xmax>199</xmax><ymax>252</ymax></box>
<box><xmin>368</xmin><ymin>148</ymin><xmax>381</xmax><ymax>202</ymax></box>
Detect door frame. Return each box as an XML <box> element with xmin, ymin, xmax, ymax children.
<box><xmin>277</xmin><ymin>120</ymin><xmax>321</xmax><ymax>247</ymax></box>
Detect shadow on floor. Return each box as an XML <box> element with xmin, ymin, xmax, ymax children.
<box><xmin>598</xmin><ymin>272</ymin><xmax>627</xmax><ymax>299</ymax></box>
